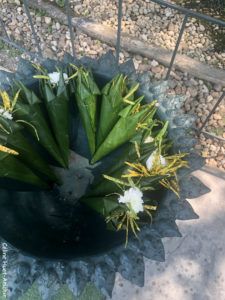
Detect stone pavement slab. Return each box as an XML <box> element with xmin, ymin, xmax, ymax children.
<box><xmin>110</xmin><ymin>166</ymin><xmax>225</xmax><ymax>300</ymax></box>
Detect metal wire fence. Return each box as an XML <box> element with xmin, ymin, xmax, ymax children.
<box><xmin>0</xmin><ymin>0</ymin><xmax>225</xmax><ymax>142</ymax></box>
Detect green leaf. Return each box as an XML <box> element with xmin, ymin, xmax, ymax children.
<box><xmin>97</xmin><ymin>74</ymin><xmax>126</xmax><ymax>147</ymax></box>
<box><xmin>14</xmin><ymin>81</ymin><xmax>41</xmax><ymax>105</ymax></box>
<box><xmin>0</xmin><ymin>151</ymin><xmax>49</xmax><ymax>189</ymax></box>
<box><xmin>80</xmin><ymin>196</ymin><xmax>119</xmax><ymax>217</ymax></box>
<box><xmin>14</xmin><ymin>89</ymin><xmax>66</xmax><ymax>168</ymax></box>
<box><xmin>43</xmin><ymin>83</ymin><xmax>55</xmax><ymax>103</ymax></box>
<box><xmin>0</xmin><ymin>129</ymin><xmax>60</xmax><ymax>183</ymax></box>
<box><xmin>44</xmin><ymin>92</ymin><xmax>69</xmax><ymax>167</ymax></box>
<box><xmin>74</xmin><ymin>68</ymin><xmax>100</xmax><ymax>156</ymax></box>
<box><xmin>91</xmin><ymin>105</ymin><xmax>154</xmax><ymax>164</ymax></box>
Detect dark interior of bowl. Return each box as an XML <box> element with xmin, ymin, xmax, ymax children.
<box><xmin>0</xmin><ymin>71</ymin><xmax>164</xmax><ymax>259</ymax></box>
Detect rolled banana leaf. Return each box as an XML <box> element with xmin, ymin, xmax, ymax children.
<box><xmin>97</xmin><ymin>74</ymin><xmax>138</xmax><ymax>147</ymax></box>
<box><xmin>0</xmin><ymin>151</ymin><xmax>49</xmax><ymax>189</ymax></box>
<box><xmin>41</xmin><ymin>73</ymin><xmax>69</xmax><ymax>168</ymax></box>
<box><xmin>80</xmin><ymin>195</ymin><xmax>120</xmax><ymax>218</ymax></box>
<box><xmin>74</xmin><ymin>68</ymin><xmax>101</xmax><ymax>156</ymax></box>
<box><xmin>0</xmin><ymin>125</ymin><xmax>60</xmax><ymax>184</ymax></box>
<box><xmin>91</xmin><ymin>102</ymin><xmax>155</xmax><ymax>164</ymax></box>
<box><xmin>14</xmin><ymin>81</ymin><xmax>66</xmax><ymax>168</ymax></box>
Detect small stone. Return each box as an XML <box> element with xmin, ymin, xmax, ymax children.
<box><xmin>168</xmin><ymin>23</ymin><xmax>175</xmax><ymax>31</ymax></box>
<box><xmin>217</xmin><ymin>156</ymin><xmax>224</xmax><ymax>161</ymax></box>
<box><xmin>207</xmin><ymin>95</ymin><xmax>213</xmax><ymax>102</ymax></box>
<box><xmin>89</xmin><ymin>50</ymin><xmax>97</xmax><ymax>55</ymax></box>
<box><xmin>168</xmin><ymin>79</ymin><xmax>177</xmax><ymax>89</ymax></box>
<box><xmin>214</xmin><ymin>84</ymin><xmax>222</xmax><ymax>92</ymax></box>
<box><xmin>43</xmin><ymin>48</ymin><xmax>55</xmax><ymax>59</ymax></box>
<box><xmin>45</xmin><ymin>17</ymin><xmax>52</xmax><ymax>25</ymax></box>
<box><xmin>217</xmin><ymin>120</ymin><xmax>224</xmax><ymax>127</ymax></box>
<box><xmin>151</xmin><ymin>60</ymin><xmax>158</xmax><ymax>67</ymax></box>
<box><xmin>134</xmin><ymin>61</ymin><xmax>139</xmax><ymax>70</ymax></box>
<box><xmin>58</xmin><ymin>37</ymin><xmax>66</xmax><ymax>48</ymax></box>
<box><xmin>55</xmin><ymin>22</ymin><xmax>61</xmax><ymax>30</ymax></box>
<box><xmin>210</xmin><ymin>145</ymin><xmax>217</xmax><ymax>152</ymax></box>
<box><xmin>199</xmin><ymin>24</ymin><xmax>205</xmax><ymax>31</ymax></box>
<box><xmin>152</xmin><ymin>66</ymin><xmax>161</xmax><ymax>74</ymax></box>
<box><xmin>202</xmin><ymin>85</ymin><xmax>209</xmax><ymax>94</ymax></box>
<box><xmin>213</xmin><ymin>114</ymin><xmax>222</xmax><ymax>120</ymax></box>
<box><xmin>208</xmin><ymin>159</ymin><xmax>217</xmax><ymax>167</ymax></box>
<box><xmin>165</xmin><ymin>8</ymin><xmax>172</xmax><ymax>17</ymax></box>
<box><xmin>141</xmin><ymin>34</ymin><xmax>148</xmax><ymax>41</ymax></box>
<box><xmin>119</xmin><ymin>52</ymin><xmax>124</xmax><ymax>60</ymax></box>
<box><xmin>138</xmin><ymin>64</ymin><xmax>151</xmax><ymax>72</ymax></box>
<box><xmin>190</xmin><ymin>78</ymin><xmax>198</xmax><ymax>86</ymax></box>
<box><xmin>189</xmin><ymin>87</ymin><xmax>198</xmax><ymax>97</ymax></box>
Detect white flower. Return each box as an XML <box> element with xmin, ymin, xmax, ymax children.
<box><xmin>146</xmin><ymin>149</ymin><xmax>167</xmax><ymax>170</ymax></box>
<box><xmin>118</xmin><ymin>187</ymin><xmax>144</xmax><ymax>214</ymax></box>
<box><xmin>0</xmin><ymin>110</ymin><xmax>13</xmax><ymax>120</ymax></box>
<box><xmin>48</xmin><ymin>72</ymin><xmax>68</xmax><ymax>85</ymax></box>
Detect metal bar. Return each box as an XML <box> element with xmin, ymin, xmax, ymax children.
<box><xmin>199</xmin><ymin>91</ymin><xmax>225</xmax><ymax>131</ymax></box>
<box><xmin>0</xmin><ymin>36</ymin><xmax>43</xmax><ymax>61</ymax></box>
<box><xmin>200</xmin><ymin>130</ymin><xmax>225</xmax><ymax>142</ymax></box>
<box><xmin>65</xmin><ymin>0</ymin><xmax>76</xmax><ymax>57</ymax></box>
<box><xmin>0</xmin><ymin>18</ymin><xmax>10</xmax><ymax>40</ymax></box>
<box><xmin>166</xmin><ymin>14</ymin><xmax>188</xmax><ymax>80</ymax></box>
<box><xmin>116</xmin><ymin>0</ymin><xmax>123</xmax><ymax>66</ymax></box>
<box><xmin>150</xmin><ymin>0</ymin><xmax>225</xmax><ymax>27</ymax></box>
<box><xmin>21</xmin><ymin>0</ymin><xmax>43</xmax><ymax>58</ymax></box>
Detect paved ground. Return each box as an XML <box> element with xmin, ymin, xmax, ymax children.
<box><xmin>110</xmin><ymin>166</ymin><xmax>225</xmax><ymax>300</ymax></box>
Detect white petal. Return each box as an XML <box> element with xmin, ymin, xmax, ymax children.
<box><xmin>146</xmin><ymin>150</ymin><xmax>157</xmax><ymax>170</ymax></box>
<box><xmin>63</xmin><ymin>73</ymin><xmax>69</xmax><ymax>83</ymax></box>
<box><xmin>48</xmin><ymin>72</ymin><xmax>60</xmax><ymax>85</ymax></box>
<box><xmin>3</xmin><ymin>111</ymin><xmax>13</xmax><ymax>120</ymax></box>
<box><xmin>118</xmin><ymin>187</ymin><xmax>144</xmax><ymax>214</ymax></box>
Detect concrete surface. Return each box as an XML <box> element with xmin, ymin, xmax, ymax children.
<box><xmin>110</xmin><ymin>166</ymin><xmax>225</xmax><ymax>300</ymax></box>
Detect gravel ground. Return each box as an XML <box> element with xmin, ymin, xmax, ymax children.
<box><xmin>0</xmin><ymin>0</ymin><xmax>225</xmax><ymax>171</ymax></box>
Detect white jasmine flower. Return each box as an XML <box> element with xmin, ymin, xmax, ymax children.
<box><xmin>1</xmin><ymin>110</ymin><xmax>13</xmax><ymax>120</ymax></box>
<box><xmin>118</xmin><ymin>187</ymin><xmax>144</xmax><ymax>214</ymax></box>
<box><xmin>0</xmin><ymin>108</ymin><xmax>4</xmax><ymax>114</ymax></box>
<box><xmin>48</xmin><ymin>72</ymin><xmax>68</xmax><ymax>85</ymax></box>
<box><xmin>146</xmin><ymin>149</ymin><xmax>167</xmax><ymax>170</ymax></box>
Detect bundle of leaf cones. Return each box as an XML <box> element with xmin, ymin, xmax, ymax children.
<box><xmin>0</xmin><ymin>64</ymin><xmax>188</xmax><ymax>244</ymax></box>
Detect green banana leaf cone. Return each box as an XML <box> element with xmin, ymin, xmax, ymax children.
<box><xmin>14</xmin><ymin>81</ymin><xmax>67</xmax><ymax>168</ymax></box>
<box><xmin>41</xmin><ymin>73</ymin><xmax>70</xmax><ymax>168</ymax></box>
<box><xmin>74</xmin><ymin>67</ymin><xmax>101</xmax><ymax>156</ymax></box>
<box><xmin>0</xmin><ymin>151</ymin><xmax>49</xmax><ymax>189</ymax></box>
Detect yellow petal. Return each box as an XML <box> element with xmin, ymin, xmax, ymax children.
<box><xmin>0</xmin><ymin>144</ymin><xmax>19</xmax><ymax>155</ymax></box>
<box><xmin>33</xmin><ymin>75</ymin><xmax>50</xmax><ymax>80</ymax></box>
<box><xmin>0</xmin><ymin>91</ymin><xmax>10</xmax><ymax>110</ymax></box>
<box><xmin>11</xmin><ymin>89</ymin><xmax>21</xmax><ymax>112</ymax></box>
<box><xmin>70</xmin><ymin>63</ymin><xmax>79</xmax><ymax>71</ymax></box>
